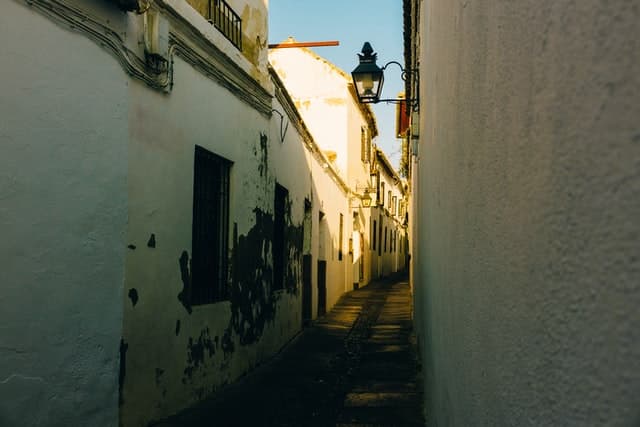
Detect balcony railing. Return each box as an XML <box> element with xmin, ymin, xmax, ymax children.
<box><xmin>207</xmin><ymin>0</ymin><xmax>242</xmax><ymax>50</ymax></box>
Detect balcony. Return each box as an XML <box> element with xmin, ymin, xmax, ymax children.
<box><xmin>206</xmin><ymin>0</ymin><xmax>242</xmax><ymax>50</ymax></box>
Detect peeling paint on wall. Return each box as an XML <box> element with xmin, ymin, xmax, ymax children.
<box><xmin>183</xmin><ymin>327</ymin><xmax>217</xmax><ymax>382</ymax></box>
<box><xmin>155</xmin><ymin>368</ymin><xmax>164</xmax><ymax>386</ymax></box>
<box><xmin>257</xmin><ymin>132</ymin><xmax>269</xmax><ymax>177</ymax></box>
<box><xmin>229</xmin><ymin>212</ymin><xmax>275</xmax><ymax>345</ymax></box>
<box><xmin>128</xmin><ymin>288</ymin><xmax>139</xmax><ymax>307</ymax></box>
<box><xmin>119</xmin><ymin>339</ymin><xmax>128</xmax><ymax>406</ymax></box>
<box><xmin>177</xmin><ymin>251</ymin><xmax>193</xmax><ymax>314</ymax></box>
<box><xmin>240</xmin><ymin>4</ymin><xmax>267</xmax><ymax>67</ymax></box>
<box><xmin>283</xmin><ymin>198</ymin><xmax>303</xmax><ymax>294</ymax></box>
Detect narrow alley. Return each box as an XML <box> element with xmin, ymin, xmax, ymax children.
<box><xmin>3</xmin><ymin>0</ymin><xmax>638</xmax><ymax>426</ymax></box>
<box><xmin>154</xmin><ymin>275</ymin><xmax>424</xmax><ymax>427</ymax></box>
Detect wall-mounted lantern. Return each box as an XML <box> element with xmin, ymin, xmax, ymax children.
<box><xmin>351</xmin><ymin>42</ymin><xmax>384</xmax><ymax>103</ymax></box>
<box><xmin>361</xmin><ymin>192</ymin><xmax>372</xmax><ymax>208</ymax></box>
<box><xmin>351</xmin><ymin>42</ymin><xmax>419</xmax><ymax>110</ymax></box>
<box><xmin>351</xmin><ymin>184</ymin><xmax>374</xmax><ymax>209</ymax></box>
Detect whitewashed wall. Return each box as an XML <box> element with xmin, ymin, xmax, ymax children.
<box><xmin>414</xmin><ymin>0</ymin><xmax>640</xmax><ymax>425</ymax></box>
<box><xmin>270</xmin><ymin>47</ymin><xmax>350</xmax><ymax>175</ymax></box>
<box><xmin>0</xmin><ymin>2</ymin><xmax>129</xmax><ymax>426</ymax></box>
<box><xmin>1</xmin><ymin>2</ymin><xmax>363</xmax><ymax>426</ymax></box>
<box><xmin>270</xmin><ymin>47</ymin><xmax>379</xmax><ymax>291</ymax></box>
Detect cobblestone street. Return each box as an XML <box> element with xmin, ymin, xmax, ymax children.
<box><xmin>154</xmin><ymin>275</ymin><xmax>424</xmax><ymax>427</ymax></box>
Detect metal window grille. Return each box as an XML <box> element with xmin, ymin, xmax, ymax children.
<box><xmin>192</xmin><ymin>145</ymin><xmax>232</xmax><ymax>305</ymax></box>
<box><xmin>208</xmin><ymin>0</ymin><xmax>242</xmax><ymax>50</ymax></box>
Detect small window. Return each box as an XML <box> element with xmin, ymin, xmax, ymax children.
<box><xmin>380</xmin><ymin>182</ymin><xmax>385</xmax><ymax>207</ymax></box>
<box><xmin>191</xmin><ymin>145</ymin><xmax>232</xmax><ymax>305</ymax></box>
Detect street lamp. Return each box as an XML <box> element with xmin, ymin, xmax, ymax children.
<box><xmin>361</xmin><ymin>192</ymin><xmax>372</xmax><ymax>208</ymax></box>
<box><xmin>351</xmin><ymin>184</ymin><xmax>374</xmax><ymax>209</ymax></box>
<box><xmin>351</xmin><ymin>42</ymin><xmax>384</xmax><ymax>103</ymax></box>
<box><xmin>351</xmin><ymin>42</ymin><xmax>418</xmax><ymax>110</ymax></box>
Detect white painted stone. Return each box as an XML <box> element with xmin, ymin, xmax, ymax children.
<box><xmin>0</xmin><ymin>2</ymin><xmax>129</xmax><ymax>426</ymax></box>
<box><xmin>412</xmin><ymin>0</ymin><xmax>640</xmax><ymax>424</ymax></box>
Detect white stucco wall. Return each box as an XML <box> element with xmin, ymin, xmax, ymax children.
<box><xmin>121</xmin><ymin>55</ymin><xmax>307</xmax><ymax>425</ymax></box>
<box><xmin>122</xmin><ymin>53</ymin><xmax>355</xmax><ymax>426</ymax></box>
<box><xmin>370</xmin><ymin>152</ymin><xmax>406</xmax><ymax>279</ymax></box>
<box><xmin>415</xmin><ymin>0</ymin><xmax>640</xmax><ymax>425</ymax></box>
<box><xmin>0</xmin><ymin>2</ymin><xmax>128</xmax><ymax>426</ymax></box>
<box><xmin>269</xmin><ymin>48</ymin><xmax>351</xmax><ymax>174</ymax></box>
<box><xmin>270</xmin><ymin>48</ymin><xmax>382</xmax><ymax>292</ymax></box>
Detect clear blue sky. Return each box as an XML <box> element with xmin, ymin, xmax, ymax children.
<box><xmin>269</xmin><ymin>1</ymin><xmax>405</xmax><ymax>169</ymax></box>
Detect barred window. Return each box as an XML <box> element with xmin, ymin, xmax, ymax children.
<box><xmin>191</xmin><ymin>145</ymin><xmax>232</xmax><ymax>305</ymax></box>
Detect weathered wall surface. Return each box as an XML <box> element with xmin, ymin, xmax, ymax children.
<box><xmin>120</xmin><ymin>56</ymin><xmax>305</xmax><ymax>426</ymax></box>
<box><xmin>0</xmin><ymin>2</ymin><xmax>128</xmax><ymax>426</ymax></box>
<box><xmin>270</xmin><ymin>47</ymin><xmax>350</xmax><ymax>175</ymax></box>
<box><xmin>184</xmin><ymin>0</ymin><xmax>268</xmax><ymax>71</ymax></box>
<box><xmin>415</xmin><ymin>0</ymin><xmax>640</xmax><ymax>425</ymax></box>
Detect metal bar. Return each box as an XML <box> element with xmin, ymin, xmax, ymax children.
<box><xmin>268</xmin><ymin>40</ymin><xmax>340</xmax><ymax>49</ymax></box>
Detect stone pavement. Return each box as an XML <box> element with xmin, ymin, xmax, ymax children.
<box><xmin>154</xmin><ymin>275</ymin><xmax>424</xmax><ymax>427</ymax></box>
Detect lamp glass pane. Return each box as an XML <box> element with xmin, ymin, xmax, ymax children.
<box><xmin>352</xmin><ymin>69</ymin><xmax>384</xmax><ymax>103</ymax></box>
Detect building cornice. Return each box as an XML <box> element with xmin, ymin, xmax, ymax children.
<box><xmin>157</xmin><ymin>0</ymin><xmax>273</xmax><ymax>116</ymax></box>
<box><xmin>20</xmin><ymin>0</ymin><xmax>272</xmax><ymax>116</ymax></box>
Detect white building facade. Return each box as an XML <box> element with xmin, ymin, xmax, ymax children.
<box><xmin>1</xmin><ymin>1</ymin><xmax>381</xmax><ymax>426</ymax></box>
<box><xmin>270</xmin><ymin>42</ymin><xmax>408</xmax><ymax>291</ymax></box>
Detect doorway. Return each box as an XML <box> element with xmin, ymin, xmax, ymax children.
<box><xmin>317</xmin><ymin>211</ymin><xmax>327</xmax><ymax>316</ymax></box>
<box><xmin>302</xmin><ymin>199</ymin><xmax>312</xmax><ymax>326</ymax></box>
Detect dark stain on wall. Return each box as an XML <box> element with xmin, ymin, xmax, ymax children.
<box><xmin>128</xmin><ymin>288</ymin><xmax>139</xmax><ymax>307</ymax></box>
<box><xmin>184</xmin><ymin>327</ymin><xmax>216</xmax><ymax>381</ymax></box>
<box><xmin>119</xmin><ymin>338</ymin><xmax>128</xmax><ymax>406</ymax></box>
<box><xmin>221</xmin><ymin>326</ymin><xmax>235</xmax><ymax>357</ymax></box>
<box><xmin>147</xmin><ymin>233</ymin><xmax>156</xmax><ymax>248</ymax></box>
<box><xmin>155</xmin><ymin>368</ymin><xmax>164</xmax><ymax>386</ymax></box>
<box><xmin>177</xmin><ymin>250</ymin><xmax>193</xmax><ymax>314</ymax></box>
<box><xmin>175</xmin><ymin>320</ymin><xmax>181</xmax><ymax>336</ymax></box>
<box><xmin>229</xmin><ymin>211</ymin><xmax>276</xmax><ymax>345</ymax></box>
<box><xmin>284</xmin><ymin>198</ymin><xmax>303</xmax><ymax>294</ymax></box>
<box><xmin>176</xmin><ymin>133</ymin><xmax>306</xmax><ymax>385</ymax></box>
<box><xmin>258</xmin><ymin>133</ymin><xmax>268</xmax><ymax>177</ymax></box>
